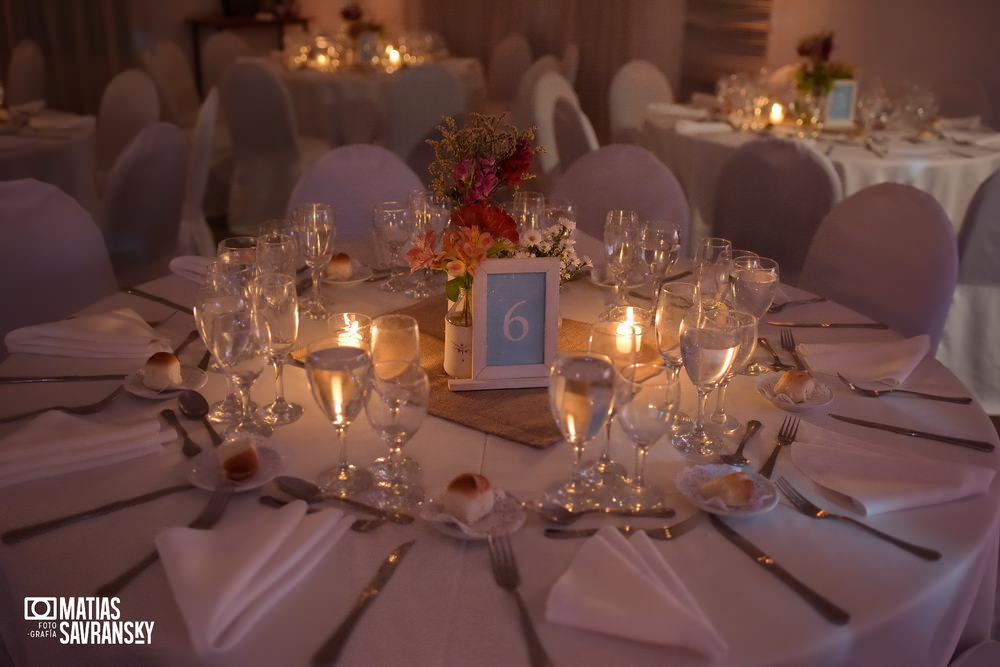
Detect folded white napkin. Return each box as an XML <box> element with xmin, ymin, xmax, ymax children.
<box><xmin>674</xmin><ymin>119</ymin><xmax>733</xmax><ymax>135</ymax></box>
<box><xmin>28</xmin><ymin>111</ymin><xmax>95</xmax><ymax>131</ymax></box>
<box><xmin>797</xmin><ymin>334</ymin><xmax>930</xmax><ymax>386</ymax></box>
<box><xmin>4</xmin><ymin>308</ymin><xmax>171</xmax><ymax>358</ymax></box>
<box><xmin>10</xmin><ymin>99</ymin><xmax>45</xmax><ymax>115</ymax></box>
<box><xmin>946</xmin><ymin>130</ymin><xmax>1000</xmax><ymax>149</ymax></box>
<box><xmin>169</xmin><ymin>255</ymin><xmax>212</xmax><ymax>284</ymax></box>
<box><xmin>647</xmin><ymin>102</ymin><xmax>710</xmax><ymax>121</ymax></box>
<box><xmin>546</xmin><ymin>526</ymin><xmax>727</xmax><ymax>657</ymax></box>
<box><xmin>0</xmin><ymin>412</ymin><xmax>170</xmax><ymax>488</ymax></box>
<box><xmin>790</xmin><ymin>424</ymin><xmax>995</xmax><ymax>515</ymax></box>
<box><xmin>885</xmin><ymin>141</ymin><xmax>949</xmax><ymax>158</ymax></box>
<box><xmin>157</xmin><ymin>501</ymin><xmax>352</xmax><ymax>656</ymax></box>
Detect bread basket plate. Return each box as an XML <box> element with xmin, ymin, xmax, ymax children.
<box><xmin>124</xmin><ymin>366</ymin><xmax>208</xmax><ymax>399</ymax></box>
<box><xmin>187</xmin><ymin>444</ymin><xmax>284</xmax><ymax>492</ymax></box>
<box><xmin>321</xmin><ymin>260</ymin><xmax>373</xmax><ymax>286</ymax></box>
<box><xmin>420</xmin><ymin>490</ymin><xmax>526</xmax><ymax>541</ymax></box>
<box><xmin>675</xmin><ymin>464</ymin><xmax>778</xmax><ymax>517</ymax></box>
<box><xmin>757</xmin><ymin>376</ymin><xmax>834</xmax><ymax>412</ymax></box>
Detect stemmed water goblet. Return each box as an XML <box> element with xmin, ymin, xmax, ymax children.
<box><xmin>637</xmin><ymin>222</ymin><xmax>681</xmax><ymax>299</ymax></box>
<box><xmin>371</xmin><ymin>314</ymin><xmax>421</xmax><ymax>371</ymax></box>
<box><xmin>708</xmin><ymin>309</ymin><xmax>758</xmax><ymax>435</ymax></box>
<box><xmin>404</xmin><ymin>191</ymin><xmax>450</xmax><ymax>299</ymax></box>
<box><xmin>509</xmin><ymin>191</ymin><xmax>545</xmax><ymax>234</ymax></box>
<box><xmin>616</xmin><ymin>362</ymin><xmax>679</xmax><ymax>510</ymax></box>
<box><xmin>730</xmin><ymin>255</ymin><xmax>779</xmax><ymax>375</ymax></box>
<box><xmin>694</xmin><ymin>237</ymin><xmax>733</xmax><ymax>307</ymax></box>
<box><xmin>366</xmin><ymin>361</ymin><xmax>429</xmax><ymax>511</ymax></box>
<box><xmin>305</xmin><ymin>339</ymin><xmax>373</xmax><ymax>496</ymax></box>
<box><xmin>653</xmin><ymin>281</ymin><xmax>696</xmax><ymax>436</ymax></box>
<box><xmin>255</xmin><ymin>226</ymin><xmax>299</xmax><ymax>276</ymax></box>
<box><xmin>603</xmin><ymin>209</ymin><xmax>639</xmax><ymax>312</ymax></box>
<box><xmin>373</xmin><ymin>201</ymin><xmax>414</xmax><ymax>293</ymax></box>
<box><xmin>293</xmin><ymin>203</ymin><xmax>336</xmax><ymax>319</ymax></box>
<box><xmin>251</xmin><ymin>272</ymin><xmax>303</xmax><ymax>426</ymax></box>
<box><xmin>544</xmin><ymin>351</ymin><xmax>617</xmax><ymax>513</ymax></box>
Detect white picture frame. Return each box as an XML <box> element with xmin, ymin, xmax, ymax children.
<box><xmin>824</xmin><ymin>79</ymin><xmax>857</xmax><ymax>129</ymax></box>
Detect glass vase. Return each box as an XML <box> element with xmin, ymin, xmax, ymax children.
<box><xmin>443</xmin><ymin>285</ymin><xmax>473</xmax><ymax>378</ymax></box>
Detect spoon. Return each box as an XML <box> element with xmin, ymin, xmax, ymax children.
<box><xmin>178</xmin><ymin>390</ymin><xmax>224</xmax><ymax>446</ymax></box>
<box><xmin>719</xmin><ymin>419</ymin><xmax>762</xmax><ymax>466</ymax></box>
<box><xmin>258</xmin><ymin>495</ymin><xmax>385</xmax><ymax>531</ymax></box>
<box><xmin>275</xmin><ymin>476</ymin><xmax>414</xmax><ymax>524</ymax></box>
<box><xmin>160</xmin><ymin>408</ymin><xmax>201</xmax><ymax>458</ymax></box>
<box><xmin>523</xmin><ymin>500</ymin><xmax>675</xmax><ymax>525</ymax></box>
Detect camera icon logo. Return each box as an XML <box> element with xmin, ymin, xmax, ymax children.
<box><xmin>24</xmin><ymin>597</ymin><xmax>57</xmax><ymax>621</ymax></box>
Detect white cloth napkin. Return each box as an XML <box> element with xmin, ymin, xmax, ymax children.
<box><xmin>674</xmin><ymin>119</ymin><xmax>733</xmax><ymax>135</ymax></box>
<box><xmin>946</xmin><ymin>130</ymin><xmax>1000</xmax><ymax>149</ymax></box>
<box><xmin>546</xmin><ymin>526</ymin><xmax>727</xmax><ymax>657</ymax></box>
<box><xmin>647</xmin><ymin>102</ymin><xmax>710</xmax><ymax>121</ymax></box>
<box><xmin>884</xmin><ymin>141</ymin><xmax>949</xmax><ymax>158</ymax></box>
<box><xmin>790</xmin><ymin>424</ymin><xmax>995</xmax><ymax>515</ymax></box>
<box><xmin>4</xmin><ymin>308</ymin><xmax>171</xmax><ymax>358</ymax></box>
<box><xmin>169</xmin><ymin>255</ymin><xmax>212</xmax><ymax>284</ymax></box>
<box><xmin>157</xmin><ymin>500</ymin><xmax>352</xmax><ymax>656</ymax></box>
<box><xmin>797</xmin><ymin>334</ymin><xmax>930</xmax><ymax>386</ymax></box>
<box><xmin>28</xmin><ymin>111</ymin><xmax>95</xmax><ymax>132</ymax></box>
<box><xmin>0</xmin><ymin>412</ymin><xmax>170</xmax><ymax>488</ymax></box>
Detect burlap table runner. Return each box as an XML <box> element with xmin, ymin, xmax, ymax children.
<box><xmin>391</xmin><ymin>297</ymin><xmax>591</xmax><ymax>448</ymax></box>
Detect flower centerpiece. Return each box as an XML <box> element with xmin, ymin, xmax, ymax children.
<box><xmin>340</xmin><ymin>2</ymin><xmax>385</xmax><ymax>40</ymax></box>
<box><xmin>506</xmin><ymin>218</ymin><xmax>590</xmax><ymax>284</ymax></box>
<box><xmin>791</xmin><ymin>31</ymin><xmax>854</xmax><ymax>130</ymax></box>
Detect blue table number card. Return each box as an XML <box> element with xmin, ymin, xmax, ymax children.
<box><xmin>824</xmin><ymin>79</ymin><xmax>857</xmax><ymax>129</ymax></box>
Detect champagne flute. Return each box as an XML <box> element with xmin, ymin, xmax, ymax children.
<box><xmin>251</xmin><ymin>272</ymin><xmax>303</xmax><ymax>426</ymax></box>
<box><xmin>616</xmin><ymin>362</ymin><xmax>679</xmax><ymax>510</ymax></box>
<box><xmin>709</xmin><ymin>309</ymin><xmax>757</xmax><ymax>435</ymax></box>
<box><xmin>373</xmin><ymin>201</ymin><xmax>413</xmax><ymax>293</ymax></box>
<box><xmin>674</xmin><ymin>307</ymin><xmax>740</xmax><ymax>456</ymax></box>
<box><xmin>405</xmin><ymin>190</ymin><xmax>433</xmax><ymax>299</ymax></box>
<box><xmin>293</xmin><ymin>203</ymin><xmax>336</xmax><ymax>319</ymax></box>
<box><xmin>603</xmin><ymin>209</ymin><xmax>638</xmax><ymax>312</ymax></box>
<box><xmin>637</xmin><ymin>222</ymin><xmax>681</xmax><ymax>299</ymax></box>
<box><xmin>306</xmin><ymin>341</ymin><xmax>373</xmax><ymax>496</ymax></box>
<box><xmin>366</xmin><ymin>361</ymin><xmax>429</xmax><ymax>511</ymax></box>
<box><xmin>653</xmin><ymin>281</ymin><xmax>696</xmax><ymax>436</ymax></box>
<box><xmin>694</xmin><ymin>237</ymin><xmax>733</xmax><ymax>307</ymax></box>
<box><xmin>544</xmin><ymin>351</ymin><xmax>616</xmax><ymax>513</ymax></box>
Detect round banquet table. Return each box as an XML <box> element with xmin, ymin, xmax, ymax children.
<box><xmin>0</xmin><ymin>244</ymin><xmax>997</xmax><ymax>667</ymax></box>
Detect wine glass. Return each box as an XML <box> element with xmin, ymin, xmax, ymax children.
<box><xmin>731</xmin><ymin>255</ymin><xmax>780</xmax><ymax>318</ymax></box>
<box><xmin>199</xmin><ymin>261</ymin><xmax>255</xmax><ymax>424</ymax></box>
<box><xmin>366</xmin><ymin>361</ymin><xmax>429</xmax><ymax>511</ymax></box>
<box><xmin>653</xmin><ymin>281</ymin><xmax>696</xmax><ymax>436</ymax></box>
<box><xmin>251</xmin><ymin>272</ymin><xmax>303</xmax><ymax>426</ymax></box>
<box><xmin>217</xmin><ymin>236</ymin><xmax>257</xmax><ymax>268</ymax></box>
<box><xmin>509</xmin><ymin>191</ymin><xmax>545</xmax><ymax>234</ymax></box>
<box><xmin>292</xmin><ymin>203</ymin><xmax>336</xmax><ymax>319</ymax></box>
<box><xmin>673</xmin><ymin>307</ymin><xmax>741</xmax><ymax>456</ymax></box>
<box><xmin>637</xmin><ymin>222</ymin><xmax>681</xmax><ymax>299</ymax></box>
<box><xmin>255</xmin><ymin>227</ymin><xmax>299</xmax><ymax>276</ymax></box>
<box><xmin>306</xmin><ymin>340</ymin><xmax>373</xmax><ymax>496</ymax></box>
<box><xmin>709</xmin><ymin>309</ymin><xmax>758</xmax><ymax>435</ymax></box>
<box><xmin>371</xmin><ymin>314</ymin><xmax>421</xmax><ymax>374</ymax></box>
<box><xmin>694</xmin><ymin>237</ymin><xmax>733</xmax><ymax>307</ymax></box>
<box><xmin>544</xmin><ymin>351</ymin><xmax>617</xmax><ymax>513</ymax></box>
<box><xmin>616</xmin><ymin>362</ymin><xmax>679</xmax><ymax>510</ymax></box>
<box><xmin>373</xmin><ymin>201</ymin><xmax>413</xmax><ymax>293</ymax></box>
<box><xmin>603</xmin><ymin>209</ymin><xmax>639</xmax><ymax>312</ymax></box>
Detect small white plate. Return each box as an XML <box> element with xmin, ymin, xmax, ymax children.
<box><xmin>675</xmin><ymin>464</ymin><xmax>779</xmax><ymax>517</ymax></box>
<box><xmin>757</xmin><ymin>376</ymin><xmax>834</xmax><ymax>412</ymax></box>
<box><xmin>186</xmin><ymin>444</ymin><xmax>284</xmax><ymax>493</ymax></box>
<box><xmin>124</xmin><ymin>366</ymin><xmax>208</xmax><ymax>399</ymax></box>
<box><xmin>420</xmin><ymin>490</ymin><xmax>526</xmax><ymax>541</ymax></box>
<box><xmin>321</xmin><ymin>260</ymin><xmax>373</xmax><ymax>286</ymax></box>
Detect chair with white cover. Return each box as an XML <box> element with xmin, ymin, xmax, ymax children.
<box><xmin>101</xmin><ymin>122</ymin><xmax>189</xmax><ymax>286</ymax></box>
<box><xmin>531</xmin><ymin>70</ymin><xmax>598</xmax><ymax>192</ymax></box>
<box><xmin>560</xmin><ymin>42</ymin><xmax>579</xmax><ymax>86</ymax></box>
<box><xmin>385</xmin><ymin>63</ymin><xmax>465</xmax><ymax>165</ymax></box>
<box><xmin>95</xmin><ymin>68</ymin><xmax>160</xmax><ymax>190</ymax></box>
<box><xmin>799</xmin><ymin>182</ymin><xmax>958</xmax><ymax>350</ymax></box>
<box><xmin>511</xmin><ymin>54</ymin><xmax>560</xmax><ymax>130</ymax></box>
<box><xmin>0</xmin><ymin>179</ymin><xmax>118</xmax><ymax>356</ymax></box>
<box><xmin>712</xmin><ymin>136</ymin><xmax>842</xmax><ymax>286</ymax></box>
<box><xmin>201</xmin><ymin>30</ymin><xmax>252</xmax><ymax>94</ymax></box>
<box><xmin>937</xmin><ymin>166</ymin><xmax>1000</xmax><ymax>413</ymax></box>
<box><xmin>609</xmin><ymin>59</ymin><xmax>674</xmax><ymax>144</ymax></box>
<box><xmin>178</xmin><ymin>89</ymin><xmax>221</xmax><ymax>257</ymax></box>
<box><xmin>5</xmin><ymin>39</ymin><xmax>45</xmax><ymax>106</ymax></box>
<box><xmin>220</xmin><ymin>60</ymin><xmax>328</xmax><ymax>235</ymax></box>
<box><xmin>141</xmin><ymin>39</ymin><xmax>202</xmax><ymax>129</ymax></box>
<box><xmin>486</xmin><ymin>32</ymin><xmax>532</xmax><ymax>111</ymax></box>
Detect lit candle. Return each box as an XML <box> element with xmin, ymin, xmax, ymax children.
<box><xmin>388</xmin><ymin>48</ymin><xmax>400</xmax><ymax>66</ymax></box>
<box><xmin>328</xmin><ymin>312</ymin><xmax>372</xmax><ymax>350</ymax></box>
<box><xmin>615</xmin><ymin>307</ymin><xmax>643</xmax><ymax>355</ymax></box>
<box><xmin>337</xmin><ymin>321</ymin><xmax>364</xmax><ymax>348</ymax></box>
<box><xmin>770</xmin><ymin>102</ymin><xmax>784</xmax><ymax>125</ymax></box>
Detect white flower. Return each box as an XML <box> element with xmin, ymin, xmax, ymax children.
<box><xmin>522</xmin><ymin>229</ymin><xmax>544</xmax><ymax>246</ymax></box>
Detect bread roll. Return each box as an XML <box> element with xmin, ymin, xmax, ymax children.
<box><xmin>442</xmin><ymin>473</ymin><xmax>495</xmax><ymax>525</ymax></box>
<box><xmin>326</xmin><ymin>252</ymin><xmax>353</xmax><ymax>280</ymax></box>
<box><xmin>701</xmin><ymin>471</ymin><xmax>755</xmax><ymax>507</ymax></box>
<box><xmin>773</xmin><ymin>369</ymin><xmax>816</xmax><ymax>403</ymax></box>
<box><xmin>141</xmin><ymin>352</ymin><xmax>182</xmax><ymax>390</ymax></box>
<box><xmin>217</xmin><ymin>437</ymin><xmax>260</xmax><ymax>481</ymax></box>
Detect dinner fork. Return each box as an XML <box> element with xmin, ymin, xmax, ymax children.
<box><xmin>835</xmin><ymin>372</ymin><xmax>973</xmax><ymax>405</ymax></box>
<box><xmin>780</xmin><ymin>329</ymin><xmax>807</xmax><ymax>370</ymax></box>
<box><xmin>758</xmin><ymin>416</ymin><xmax>799</xmax><ymax>479</ymax></box>
<box><xmin>775</xmin><ymin>478</ymin><xmax>942</xmax><ymax>560</ymax></box>
<box><xmin>487</xmin><ymin>531</ymin><xmax>553</xmax><ymax>667</ymax></box>
<box><xmin>0</xmin><ymin>385</ymin><xmax>125</xmax><ymax>424</ymax></box>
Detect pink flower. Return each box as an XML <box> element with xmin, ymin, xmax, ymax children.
<box><xmin>405</xmin><ymin>230</ymin><xmax>439</xmax><ymax>272</ymax></box>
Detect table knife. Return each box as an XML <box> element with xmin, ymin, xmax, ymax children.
<box><xmin>828</xmin><ymin>413</ymin><xmax>995</xmax><ymax>452</ymax></box>
<box><xmin>766</xmin><ymin>322</ymin><xmax>889</xmax><ymax>329</ymax></box>
<box><xmin>710</xmin><ymin>515</ymin><xmax>849</xmax><ymax>625</ymax></box>
<box><xmin>312</xmin><ymin>539</ymin><xmax>415</xmax><ymax>665</ymax></box>
<box><xmin>0</xmin><ymin>374</ymin><xmax>127</xmax><ymax>385</ymax></box>
<box><xmin>124</xmin><ymin>287</ymin><xmax>193</xmax><ymax>315</ymax></box>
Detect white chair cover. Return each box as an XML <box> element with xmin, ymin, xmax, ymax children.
<box><xmin>141</xmin><ymin>39</ymin><xmax>202</xmax><ymax>129</ymax></box>
<box><xmin>800</xmin><ymin>183</ymin><xmax>958</xmax><ymax>350</ymax></box>
<box><xmin>511</xmin><ymin>55</ymin><xmax>560</xmax><ymax>131</ymax></box>
<box><xmin>220</xmin><ymin>61</ymin><xmax>328</xmax><ymax>235</ymax></box>
<box><xmin>101</xmin><ymin>123</ymin><xmax>189</xmax><ymax>286</ymax></box>
<box><xmin>287</xmin><ymin>145</ymin><xmax>423</xmax><ymax>255</ymax></box>
<box><xmin>178</xmin><ymin>89</ymin><xmax>220</xmax><ymax>257</ymax></box>
<box><xmin>550</xmin><ymin>144</ymin><xmax>690</xmax><ymax>248</ymax></box>
<box><xmin>560</xmin><ymin>42</ymin><xmax>579</xmax><ymax>86</ymax></box>
<box><xmin>96</xmin><ymin>68</ymin><xmax>160</xmax><ymax>185</ymax></box>
<box><xmin>712</xmin><ymin>136</ymin><xmax>843</xmax><ymax>285</ymax></box>
<box><xmin>0</xmin><ymin>179</ymin><xmax>117</xmax><ymax>355</ymax></box>
<box><xmin>201</xmin><ymin>31</ymin><xmax>252</xmax><ymax>94</ymax></box>
<box><xmin>937</xmin><ymin>166</ymin><xmax>1000</xmax><ymax>413</ymax></box>
<box><xmin>609</xmin><ymin>60</ymin><xmax>674</xmax><ymax>144</ymax></box>
<box><xmin>532</xmin><ymin>71</ymin><xmax>598</xmax><ymax>191</ymax></box>
<box><xmin>385</xmin><ymin>64</ymin><xmax>464</xmax><ymax>164</ymax></box>
<box><xmin>486</xmin><ymin>33</ymin><xmax>532</xmax><ymax>106</ymax></box>
<box><xmin>553</xmin><ymin>97</ymin><xmax>599</xmax><ymax>177</ymax></box>
<box><xmin>6</xmin><ymin>39</ymin><xmax>45</xmax><ymax>107</ymax></box>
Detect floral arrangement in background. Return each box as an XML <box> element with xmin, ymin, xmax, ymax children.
<box><xmin>794</xmin><ymin>31</ymin><xmax>854</xmax><ymax>97</ymax></box>
<box><xmin>340</xmin><ymin>2</ymin><xmax>385</xmax><ymax>40</ymax></box>
<box><xmin>506</xmin><ymin>218</ymin><xmax>591</xmax><ymax>283</ymax></box>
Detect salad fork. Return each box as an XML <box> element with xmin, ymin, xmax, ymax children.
<box><xmin>0</xmin><ymin>385</ymin><xmax>125</xmax><ymax>424</ymax></box>
<box><xmin>775</xmin><ymin>478</ymin><xmax>941</xmax><ymax>560</ymax></box>
<box><xmin>758</xmin><ymin>416</ymin><xmax>798</xmax><ymax>479</ymax></box>
<box><xmin>487</xmin><ymin>531</ymin><xmax>553</xmax><ymax>667</ymax></box>
<box><xmin>835</xmin><ymin>373</ymin><xmax>973</xmax><ymax>404</ymax></box>
<box><xmin>780</xmin><ymin>329</ymin><xmax>807</xmax><ymax>370</ymax></box>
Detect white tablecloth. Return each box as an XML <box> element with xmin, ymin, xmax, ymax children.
<box><xmin>0</xmin><ymin>253</ymin><xmax>997</xmax><ymax>666</ymax></box>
